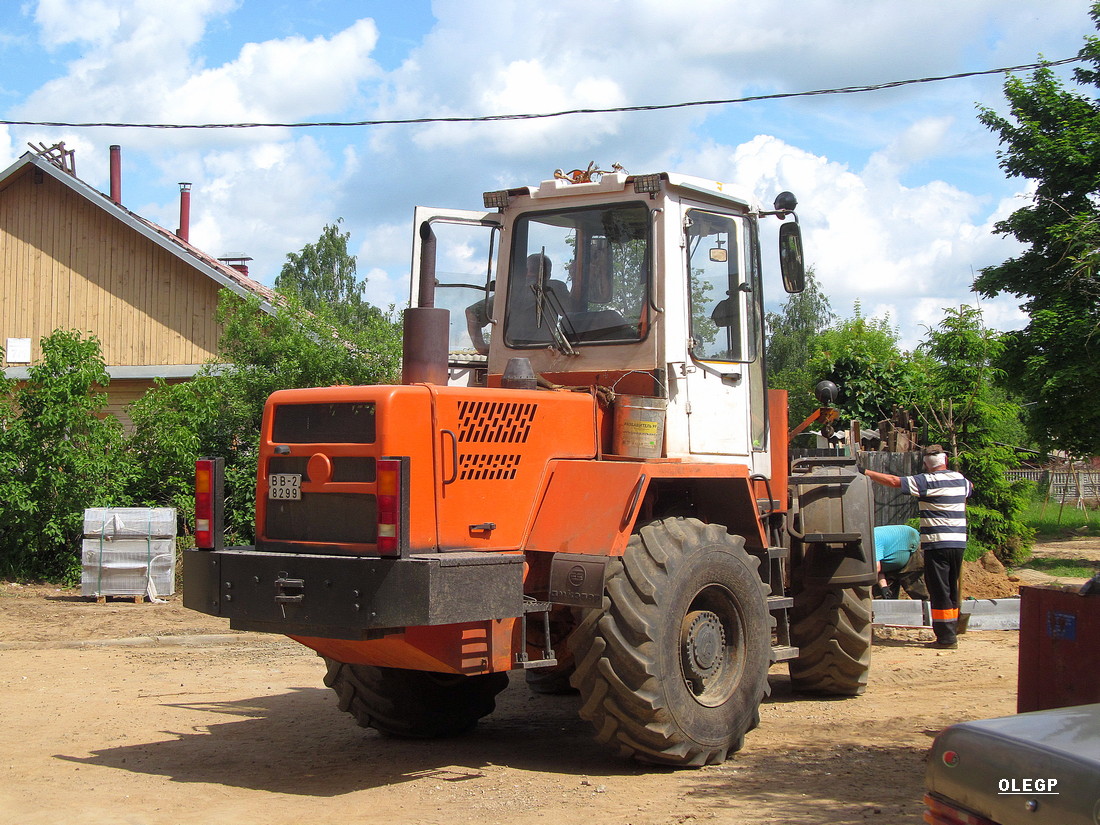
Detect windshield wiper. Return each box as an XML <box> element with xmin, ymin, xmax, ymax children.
<box><xmin>531</xmin><ymin>281</ymin><xmax>577</xmax><ymax>356</ymax></box>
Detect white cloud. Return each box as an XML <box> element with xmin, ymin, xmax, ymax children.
<box><xmin>175</xmin><ymin>19</ymin><xmax>380</xmax><ymax>124</ymax></box>
<box><xmin>8</xmin><ymin>0</ymin><xmax>1087</xmax><ymax>347</ymax></box>
<box><xmin>0</xmin><ymin>125</ymin><xmax>16</xmax><ymax>168</ymax></box>
<box><xmin>356</xmin><ymin>223</ymin><xmax>411</xmax><ymax>310</ymax></box>
<box><xmin>12</xmin><ymin>3</ymin><xmax>385</xmax><ymax>290</ymax></box>
<box><xmin>20</xmin><ymin>4</ymin><xmax>379</xmax><ymax>135</ymax></box>
<box><xmin>680</xmin><ymin>133</ymin><xmax>1031</xmax><ymax>348</ymax></box>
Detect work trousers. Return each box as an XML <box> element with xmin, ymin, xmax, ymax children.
<box><xmin>924</xmin><ymin>546</ymin><xmax>964</xmax><ymax>644</ymax></box>
<box><xmin>886</xmin><ymin>548</ymin><xmax>929</xmax><ymax>600</ymax></box>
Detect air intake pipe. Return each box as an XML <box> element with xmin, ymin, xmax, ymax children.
<box><xmin>402</xmin><ymin>221</ymin><xmax>450</xmax><ymax>385</ymax></box>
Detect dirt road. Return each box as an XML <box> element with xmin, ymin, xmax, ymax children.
<box><xmin>3</xmin><ymin>541</ymin><xmax>1092</xmax><ymax>825</ymax></box>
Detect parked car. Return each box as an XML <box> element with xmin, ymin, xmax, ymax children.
<box><xmin>924</xmin><ymin>703</ymin><xmax>1100</xmax><ymax>825</ymax></box>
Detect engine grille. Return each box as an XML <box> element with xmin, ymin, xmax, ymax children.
<box><xmin>459</xmin><ymin>453</ymin><xmax>522</xmax><ymax>481</ymax></box>
<box><xmin>457</xmin><ymin>401</ymin><xmax>536</xmax><ymax>443</ymax></box>
<box><xmin>455</xmin><ymin>401</ymin><xmax>536</xmax><ymax>481</ymax></box>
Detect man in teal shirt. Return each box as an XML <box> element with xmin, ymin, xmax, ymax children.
<box><xmin>873</xmin><ymin>524</ymin><xmax>929</xmax><ymax>600</ymax></box>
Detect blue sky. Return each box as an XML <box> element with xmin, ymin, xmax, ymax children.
<box><xmin>0</xmin><ymin>0</ymin><xmax>1093</xmax><ymax>349</ymax></box>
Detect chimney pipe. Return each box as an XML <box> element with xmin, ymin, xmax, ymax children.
<box><xmin>109</xmin><ymin>145</ymin><xmax>121</xmax><ymax>204</ymax></box>
<box><xmin>177</xmin><ymin>182</ymin><xmax>192</xmax><ymax>243</ymax></box>
<box><xmin>217</xmin><ymin>256</ymin><xmax>252</xmax><ymax>277</ymax></box>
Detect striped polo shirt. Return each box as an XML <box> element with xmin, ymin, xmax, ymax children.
<box><xmin>901</xmin><ymin>470</ymin><xmax>973</xmax><ymax>550</ymax></box>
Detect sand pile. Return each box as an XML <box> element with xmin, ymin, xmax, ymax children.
<box><xmin>961</xmin><ymin>558</ymin><xmax>1020</xmax><ymax>599</ymax></box>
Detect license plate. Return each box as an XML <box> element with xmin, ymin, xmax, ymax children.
<box><xmin>268</xmin><ymin>473</ymin><xmax>302</xmax><ymax>500</ymax></box>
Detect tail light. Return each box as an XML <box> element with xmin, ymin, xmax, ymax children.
<box><xmin>923</xmin><ymin>794</ymin><xmax>996</xmax><ymax>825</ymax></box>
<box><xmin>195</xmin><ymin>457</ymin><xmax>224</xmax><ymax>550</ymax></box>
<box><xmin>376</xmin><ymin>457</ymin><xmax>407</xmax><ymax>556</ymax></box>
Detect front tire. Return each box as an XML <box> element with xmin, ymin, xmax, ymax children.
<box><xmin>322</xmin><ymin>659</ymin><xmax>508</xmax><ymax>738</ymax></box>
<box><xmin>569</xmin><ymin>518</ymin><xmax>771</xmax><ymax>767</ymax></box>
<box><xmin>788</xmin><ymin>572</ymin><xmax>873</xmax><ymax>695</ymax></box>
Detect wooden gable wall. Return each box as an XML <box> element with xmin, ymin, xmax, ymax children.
<box><xmin>0</xmin><ymin>167</ymin><xmax>224</xmax><ymax>368</ymax></box>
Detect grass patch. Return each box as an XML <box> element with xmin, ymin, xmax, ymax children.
<box><xmin>1022</xmin><ymin>498</ymin><xmax>1100</xmax><ymax>540</ymax></box>
<box><xmin>1017</xmin><ymin>556</ymin><xmax>1100</xmax><ymax>579</ymax></box>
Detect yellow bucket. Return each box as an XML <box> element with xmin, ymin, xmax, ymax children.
<box><xmin>612</xmin><ymin>395</ymin><xmax>667</xmax><ymax>458</ymax></box>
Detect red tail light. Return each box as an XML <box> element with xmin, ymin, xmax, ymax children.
<box><xmin>195</xmin><ymin>457</ymin><xmax>223</xmax><ymax>550</ymax></box>
<box><xmin>923</xmin><ymin>794</ymin><xmax>996</xmax><ymax>825</ymax></box>
<box><xmin>376</xmin><ymin>458</ymin><xmax>402</xmax><ymax>556</ymax></box>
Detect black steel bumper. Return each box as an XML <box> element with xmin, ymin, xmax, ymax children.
<box><xmin>182</xmin><ymin>547</ymin><xmax>525</xmax><ymax>640</ymax></box>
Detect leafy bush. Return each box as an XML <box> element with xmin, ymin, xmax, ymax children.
<box><xmin>0</xmin><ymin>331</ymin><xmax>131</xmax><ymax>583</ymax></box>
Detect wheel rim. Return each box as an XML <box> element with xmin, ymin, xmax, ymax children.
<box><xmin>679</xmin><ymin>585</ymin><xmax>745</xmax><ymax>707</ymax></box>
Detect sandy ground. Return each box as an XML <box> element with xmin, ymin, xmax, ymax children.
<box><xmin>0</xmin><ymin>539</ymin><xmax>1096</xmax><ymax>825</ymax></box>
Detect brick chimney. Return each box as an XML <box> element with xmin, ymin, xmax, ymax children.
<box><xmin>177</xmin><ymin>182</ymin><xmax>191</xmax><ymax>242</ymax></box>
<box><xmin>109</xmin><ymin>145</ymin><xmax>122</xmax><ymax>204</ymax></box>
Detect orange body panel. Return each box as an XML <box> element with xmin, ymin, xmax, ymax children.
<box><xmin>259</xmin><ymin>384</ymin><xmax>440</xmax><ymax>551</ymax></box>
<box><xmin>524</xmin><ymin>460</ymin><xmax>646</xmax><ymax>556</ymax></box>
<box><xmin>525</xmin><ymin>459</ymin><xmax>767</xmax><ymax>555</ymax></box>
<box><xmin>257</xmin><ymin>383</ymin><xmax>598</xmax><ymax>554</ymax></box>
<box><xmin>427</xmin><ymin>385</ymin><xmax>598</xmax><ymax>551</ymax></box>
<box><xmin>290</xmin><ymin>617</ymin><xmax>520</xmax><ymax>675</ymax></box>
<box><xmin>764</xmin><ymin>388</ymin><xmax>790</xmax><ymax>514</ymax></box>
<box><xmin>253</xmin><ymin>382</ymin><xmax>776</xmax><ymax>673</ymax></box>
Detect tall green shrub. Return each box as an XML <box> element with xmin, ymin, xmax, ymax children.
<box><xmin>918</xmin><ymin>306</ymin><xmax>1034</xmax><ymax>564</ymax></box>
<box><xmin>0</xmin><ymin>331</ymin><xmax>130</xmax><ymax>583</ymax></box>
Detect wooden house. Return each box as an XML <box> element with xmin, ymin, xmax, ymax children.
<box><xmin>0</xmin><ymin>147</ymin><xmax>276</xmax><ymax>426</ymax></box>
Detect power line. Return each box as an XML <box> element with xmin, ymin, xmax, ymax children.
<box><xmin>1</xmin><ymin>55</ymin><xmax>1084</xmax><ymax>131</ymax></box>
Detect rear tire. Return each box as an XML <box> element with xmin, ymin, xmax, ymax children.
<box><xmin>788</xmin><ymin>573</ymin><xmax>872</xmax><ymax>695</ymax></box>
<box><xmin>569</xmin><ymin>517</ymin><xmax>771</xmax><ymax>767</ymax></box>
<box><xmin>322</xmin><ymin>659</ymin><xmax>508</xmax><ymax>738</ymax></box>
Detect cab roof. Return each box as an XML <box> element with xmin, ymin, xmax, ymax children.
<box><xmin>484</xmin><ymin>170</ymin><xmax>759</xmax><ymax>212</ymax></box>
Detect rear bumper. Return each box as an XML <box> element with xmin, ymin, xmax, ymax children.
<box><xmin>182</xmin><ymin>546</ymin><xmax>525</xmax><ymax>640</ymax></box>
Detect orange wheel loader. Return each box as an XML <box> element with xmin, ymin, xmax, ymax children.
<box><xmin>184</xmin><ymin>168</ymin><xmax>877</xmax><ymax>767</ymax></box>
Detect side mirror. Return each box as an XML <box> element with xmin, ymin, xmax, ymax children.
<box><xmin>779</xmin><ymin>221</ymin><xmax>805</xmax><ymax>293</ymax></box>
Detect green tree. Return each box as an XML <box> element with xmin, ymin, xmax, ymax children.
<box><xmin>274</xmin><ymin>219</ymin><xmax>379</xmax><ymax>327</ymax></box>
<box><xmin>766</xmin><ymin>267</ymin><xmax>835</xmax><ymax>425</ymax></box>
<box><xmin>0</xmin><ymin>331</ymin><xmax>129</xmax><ymax>582</ymax></box>
<box><xmin>917</xmin><ymin>306</ymin><xmax>1033</xmax><ymax>563</ymax></box>
<box><xmin>807</xmin><ymin>304</ymin><xmax>930</xmax><ymax>428</ymax></box>
<box><xmin>975</xmin><ymin>5</ymin><xmax>1100</xmax><ymax>456</ymax></box>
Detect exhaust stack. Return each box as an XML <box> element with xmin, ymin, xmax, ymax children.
<box><xmin>401</xmin><ymin>220</ymin><xmax>449</xmax><ymax>385</ymax></box>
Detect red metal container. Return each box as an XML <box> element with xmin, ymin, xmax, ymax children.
<box><xmin>1018</xmin><ymin>585</ymin><xmax>1100</xmax><ymax>713</ymax></box>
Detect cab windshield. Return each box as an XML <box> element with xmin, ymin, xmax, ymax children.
<box><xmin>504</xmin><ymin>202</ymin><xmax>650</xmax><ymax>349</ymax></box>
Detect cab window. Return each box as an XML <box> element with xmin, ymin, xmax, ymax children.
<box><xmin>505</xmin><ymin>202</ymin><xmax>650</xmax><ymax>348</ymax></box>
<box><xmin>686</xmin><ymin>210</ymin><xmax>760</xmax><ymax>363</ymax></box>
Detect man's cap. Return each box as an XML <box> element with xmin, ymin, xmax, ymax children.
<box><xmin>922</xmin><ymin>444</ymin><xmax>945</xmax><ymax>456</ymax></box>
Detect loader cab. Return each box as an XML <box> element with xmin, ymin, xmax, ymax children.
<box><xmin>412</xmin><ymin>170</ymin><xmax>804</xmax><ymax>467</ymax></box>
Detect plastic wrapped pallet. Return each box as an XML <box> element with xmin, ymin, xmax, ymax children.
<box><xmin>83</xmin><ymin>507</ymin><xmax>176</xmax><ymax>539</ymax></box>
<box><xmin>81</xmin><ymin>508</ymin><xmax>177</xmax><ymax>600</ymax></box>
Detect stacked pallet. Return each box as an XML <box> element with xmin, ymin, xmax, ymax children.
<box><xmin>81</xmin><ymin>508</ymin><xmax>177</xmax><ymax>601</ymax></box>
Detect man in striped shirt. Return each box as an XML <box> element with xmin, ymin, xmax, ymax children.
<box><xmin>863</xmin><ymin>445</ymin><xmax>973</xmax><ymax>649</ymax></box>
